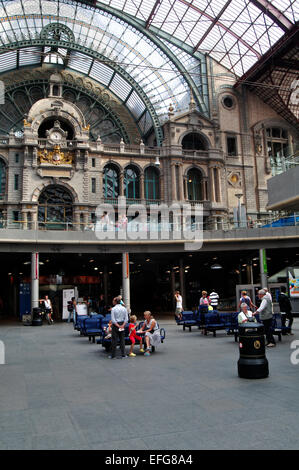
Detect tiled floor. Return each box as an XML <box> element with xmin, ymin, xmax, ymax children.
<box><xmin>0</xmin><ymin>318</ymin><xmax>298</xmax><ymax>450</ymax></box>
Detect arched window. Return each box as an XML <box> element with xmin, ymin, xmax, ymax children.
<box><xmin>124</xmin><ymin>165</ymin><xmax>140</xmax><ymax>199</ymax></box>
<box><xmin>38</xmin><ymin>185</ymin><xmax>73</xmax><ymax>229</ymax></box>
<box><xmin>144</xmin><ymin>166</ymin><xmax>160</xmax><ymax>201</ymax></box>
<box><xmin>182</xmin><ymin>133</ymin><xmax>207</xmax><ymax>151</ymax></box>
<box><xmin>0</xmin><ymin>159</ymin><xmax>7</xmax><ymax>200</ymax></box>
<box><xmin>103</xmin><ymin>164</ymin><xmax>119</xmax><ymax>199</ymax></box>
<box><xmin>187</xmin><ymin>168</ymin><xmax>202</xmax><ymax>201</ymax></box>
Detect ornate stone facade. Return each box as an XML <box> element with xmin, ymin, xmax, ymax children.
<box><xmin>0</xmin><ymin>70</ymin><xmax>298</xmax><ymax>231</ymax></box>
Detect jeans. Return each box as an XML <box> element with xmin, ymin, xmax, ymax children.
<box><xmin>111</xmin><ymin>324</ymin><xmax>126</xmax><ymax>357</ymax></box>
<box><xmin>262</xmin><ymin>318</ymin><xmax>275</xmax><ymax>345</ymax></box>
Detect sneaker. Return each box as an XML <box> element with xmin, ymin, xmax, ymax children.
<box><xmin>266</xmin><ymin>343</ymin><xmax>276</xmax><ymax>348</ymax></box>
<box><xmin>139</xmin><ymin>349</ymin><xmax>145</xmax><ymax>353</ymax></box>
<box><xmin>121</xmin><ymin>355</ymin><xmax>128</xmax><ymax>358</ymax></box>
<box><xmin>108</xmin><ymin>356</ymin><xmax>116</xmax><ymax>359</ymax></box>
<box><xmin>144</xmin><ymin>351</ymin><xmax>151</xmax><ymax>357</ymax></box>
<box><xmin>129</xmin><ymin>353</ymin><xmax>136</xmax><ymax>357</ymax></box>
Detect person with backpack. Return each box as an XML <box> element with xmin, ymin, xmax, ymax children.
<box><xmin>278</xmin><ymin>286</ymin><xmax>294</xmax><ymax>335</ymax></box>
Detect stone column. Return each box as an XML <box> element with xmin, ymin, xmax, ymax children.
<box><xmin>171</xmin><ymin>164</ymin><xmax>177</xmax><ymax>201</ymax></box>
<box><xmin>21</xmin><ymin>210</ymin><xmax>28</xmax><ymax>230</ymax></box>
<box><xmin>98</xmin><ymin>169</ymin><xmax>103</xmax><ymax>202</ymax></box>
<box><xmin>259</xmin><ymin>248</ymin><xmax>268</xmax><ymax>288</ymax></box>
<box><xmin>122</xmin><ymin>252</ymin><xmax>130</xmax><ymax>313</ymax></box>
<box><xmin>140</xmin><ymin>173</ymin><xmax>145</xmax><ymax>201</ymax></box>
<box><xmin>31</xmin><ymin>252</ymin><xmax>39</xmax><ymax>311</ymax></box>
<box><xmin>178</xmin><ymin>164</ymin><xmax>184</xmax><ymax>201</ymax></box>
<box><xmin>119</xmin><ymin>171</ymin><xmax>124</xmax><ymax>197</ymax></box>
<box><xmin>103</xmin><ymin>265</ymin><xmax>108</xmax><ymax>304</ymax></box>
<box><xmin>179</xmin><ymin>258</ymin><xmax>185</xmax><ymax>310</ymax></box>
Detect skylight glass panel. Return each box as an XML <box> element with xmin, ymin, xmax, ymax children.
<box><xmin>19</xmin><ymin>47</ymin><xmax>41</xmax><ymax>66</ymax></box>
<box><xmin>0</xmin><ymin>51</ymin><xmax>17</xmax><ymax>72</ymax></box>
<box><xmin>109</xmin><ymin>74</ymin><xmax>132</xmax><ymax>101</ymax></box>
<box><xmin>68</xmin><ymin>51</ymin><xmax>92</xmax><ymax>74</ymax></box>
<box><xmin>138</xmin><ymin>111</ymin><xmax>152</xmax><ymax>134</ymax></box>
<box><xmin>41</xmin><ymin>1</ymin><xmax>58</xmax><ymax>15</ymax></box>
<box><xmin>126</xmin><ymin>91</ymin><xmax>146</xmax><ymax>118</ymax></box>
<box><xmin>89</xmin><ymin>61</ymin><xmax>114</xmax><ymax>86</ymax></box>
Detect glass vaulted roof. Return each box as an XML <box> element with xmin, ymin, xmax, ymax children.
<box><xmin>0</xmin><ymin>0</ymin><xmax>297</xmax><ymax>137</ymax></box>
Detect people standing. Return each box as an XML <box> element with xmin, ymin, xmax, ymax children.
<box><xmin>238</xmin><ymin>290</ymin><xmax>256</xmax><ymax>310</ymax></box>
<box><xmin>253</xmin><ymin>289</ymin><xmax>275</xmax><ymax>348</ymax></box>
<box><xmin>199</xmin><ymin>291</ymin><xmax>210</xmax><ymax>334</ymax></box>
<box><xmin>278</xmin><ymin>286</ymin><xmax>294</xmax><ymax>335</ymax></box>
<box><xmin>209</xmin><ymin>289</ymin><xmax>219</xmax><ymax>311</ymax></box>
<box><xmin>109</xmin><ymin>296</ymin><xmax>129</xmax><ymax>359</ymax></box>
<box><xmin>98</xmin><ymin>294</ymin><xmax>106</xmax><ymax>315</ymax></box>
<box><xmin>174</xmin><ymin>290</ymin><xmax>183</xmax><ymax>320</ymax></box>
<box><xmin>68</xmin><ymin>297</ymin><xmax>77</xmax><ymax>324</ymax></box>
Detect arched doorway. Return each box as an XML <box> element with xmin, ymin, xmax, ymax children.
<box><xmin>38</xmin><ymin>185</ymin><xmax>73</xmax><ymax>229</ymax></box>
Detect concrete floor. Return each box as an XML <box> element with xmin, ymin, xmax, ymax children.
<box><xmin>0</xmin><ymin>318</ymin><xmax>299</xmax><ymax>450</ymax></box>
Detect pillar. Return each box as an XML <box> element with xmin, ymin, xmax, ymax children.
<box><xmin>119</xmin><ymin>171</ymin><xmax>124</xmax><ymax>197</ymax></box>
<box><xmin>140</xmin><ymin>173</ymin><xmax>145</xmax><ymax>201</ymax></box>
<box><xmin>259</xmin><ymin>248</ymin><xmax>268</xmax><ymax>288</ymax></box>
<box><xmin>103</xmin><ymin>265</ymin><xmax>108</xmax><ymax>304</ymax></box>
<box><xmin>171</xmin><ymin>164</ymin><xmax>177</xmax><ymax>201</ymax></box>
<box><xmin>122</xmin><ymin>252</ymin><xmax>130</xmax><ymax>313</ymax></box>
<box><xmin>171</xmin><ymin>268</ymin><xmax>176</xmax><ymax>311</ymax></box>
<box><xmin>21</xmin><ymin>211</ymin><xmax>27</xmax><ymax>230</ymax></box>
<box><xmin>179</xmin><ymin>258</ymin><xmax>185</xmax><ymax>310</ymax></box>
<box><xmin>31</xmin><ymin>252</ymin><xmax>39</xmax><ymax>311</ymax></box>
<box><xmin>178</xmin><ymin>164</ymin><xmax>184</xmax><ymax>201</ymax></box>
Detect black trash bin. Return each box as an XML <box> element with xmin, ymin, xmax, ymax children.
<box><xmin>32</xmin><ymin>307</ymin><xmax>43</xmax><ymax>326</ymax></box>
<box><xmin>238</xmin><ymin>322</ymin><xmax>269</xmax><ymax>379</ymax></box>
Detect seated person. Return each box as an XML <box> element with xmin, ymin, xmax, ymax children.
<box><xmin>128</xmin><ymin>315</ymin><xmax>144</xmax><ymax>357</ymax></box>
<box><xmin>238</xmin><ymin>303</ymin><xmax>256</xmax><ymax>324</ymax></box>
<box><xmin>104</xmin><ymin>320</ymin><xmax>112</xmax><ymax>339</ymax></box>
<box><xmin>137</xmin><ymin>311</ymin><xmax>161</xmax><ymax>356</ymax></box>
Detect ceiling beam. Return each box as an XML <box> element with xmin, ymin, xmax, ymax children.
<box><xmin>249</xmin><ymin>0</ymin><xmax>293</xmax><ymax>32</ymax></box>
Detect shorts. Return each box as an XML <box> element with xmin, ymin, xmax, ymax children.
<box><xmin>175</xmin><ymin>308</ymin><xmax>182</xmax><ymax>316</ymax></box>
<box><xmin>129</xmin><ymin>334</ymin><xmax>142</xmax><ymax>345</ymax></box>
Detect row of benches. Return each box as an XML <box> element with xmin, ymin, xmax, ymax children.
<box><xmin>176</xmin><ymin>310</ymin><xmax>290</xmax><ymax>341</ymax></box>
<box><xmin>73</xmin><ymin>314</ymin><xmax>166</xmax><ymax>353</ymax></box>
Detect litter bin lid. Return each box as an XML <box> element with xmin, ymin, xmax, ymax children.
<box><xmin>238</xmin><ymin>322</ymin><xmax>264</xmax><ymax>334</ymax></box>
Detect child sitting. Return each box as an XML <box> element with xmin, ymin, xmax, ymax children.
<box><xmin>104</xmin><ymin>320</ymin><xmax>112</xmax><ymax>339</ymax></box>
<box><xmin>128</xmin><ymin>315</ymin><xmax>144</xmax><ymax>357</ymax></box>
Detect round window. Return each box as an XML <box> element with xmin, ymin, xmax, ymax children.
<box><xmin>222</xmin><ymin>95</ymin><xmax>235</xmax><ymax>110</ymax></box>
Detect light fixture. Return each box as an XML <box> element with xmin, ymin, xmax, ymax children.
<box><xmin>155</xmin><ymin>156</ymin><xmax>160</xmax><ymax>166</ymax></box>
<box><xmin>94</xmin><ymin>267</ymin><xmax>98</xmax><ymax>271</ymax></box>
<box><xmin>210</xmin><ymin>263</ymin><xmax>223</xmax><ymax>270</ymax></box>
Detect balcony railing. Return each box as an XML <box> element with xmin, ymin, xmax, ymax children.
<box><xmin>0</xmin><ymin>213</ymin><xmax>297</xmax><ymax>232</ymax></box>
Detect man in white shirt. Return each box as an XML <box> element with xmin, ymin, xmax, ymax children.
<box><xmin>109</xmin><ymin>296</ymin><xmax>129</xmax><ymax>359</ymax></box>
<box><xmin>174</xmin><ymin>290</ymin><xmax>183</xmax><ymax>320</ymax></box>
<box><xmin>253</xmin><ymin>289</ymin><xmax>275</xmax><ymax>347</ymax></box>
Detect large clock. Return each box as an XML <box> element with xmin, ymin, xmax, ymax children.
<box><xmin>46</xmin><ymin>120</ymin><xmax>68</xmax><ymax>144</ymax></box>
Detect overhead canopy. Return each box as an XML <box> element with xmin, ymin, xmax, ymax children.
<box><xmin>0</xmin><ymin>0</ymin><xmax>297</xmax><ymax>141</ymax></box>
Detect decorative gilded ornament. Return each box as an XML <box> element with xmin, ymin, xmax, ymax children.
<box><xmin>38</xmin><ymin>145</ymin><xmax>73</xmax><ymax>165</ymax></box>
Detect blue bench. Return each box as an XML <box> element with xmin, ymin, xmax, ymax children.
<box><xmin>81</xmin><ymin>315</ymin><xmax>104</xmax><ymax>343</ymax></box>
<box><xmin>176</xmin><ymin>311</ymin><xmax>200</xmax><ymax>331</ymax></box>
<box><xmin>97</xmin><ymin>321</ymin><xmax>166</xmax><ymax>353</ymax></box>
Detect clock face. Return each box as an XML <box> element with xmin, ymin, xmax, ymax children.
<box><xmin>50</xmin><ymin>131</ymin><xmax>62</xmax><ymax>141</ymax></box>
<box><xmin>14</xmin><ymin>130</ymin><xmax>24</xmax><ymax>138</ymax></box>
